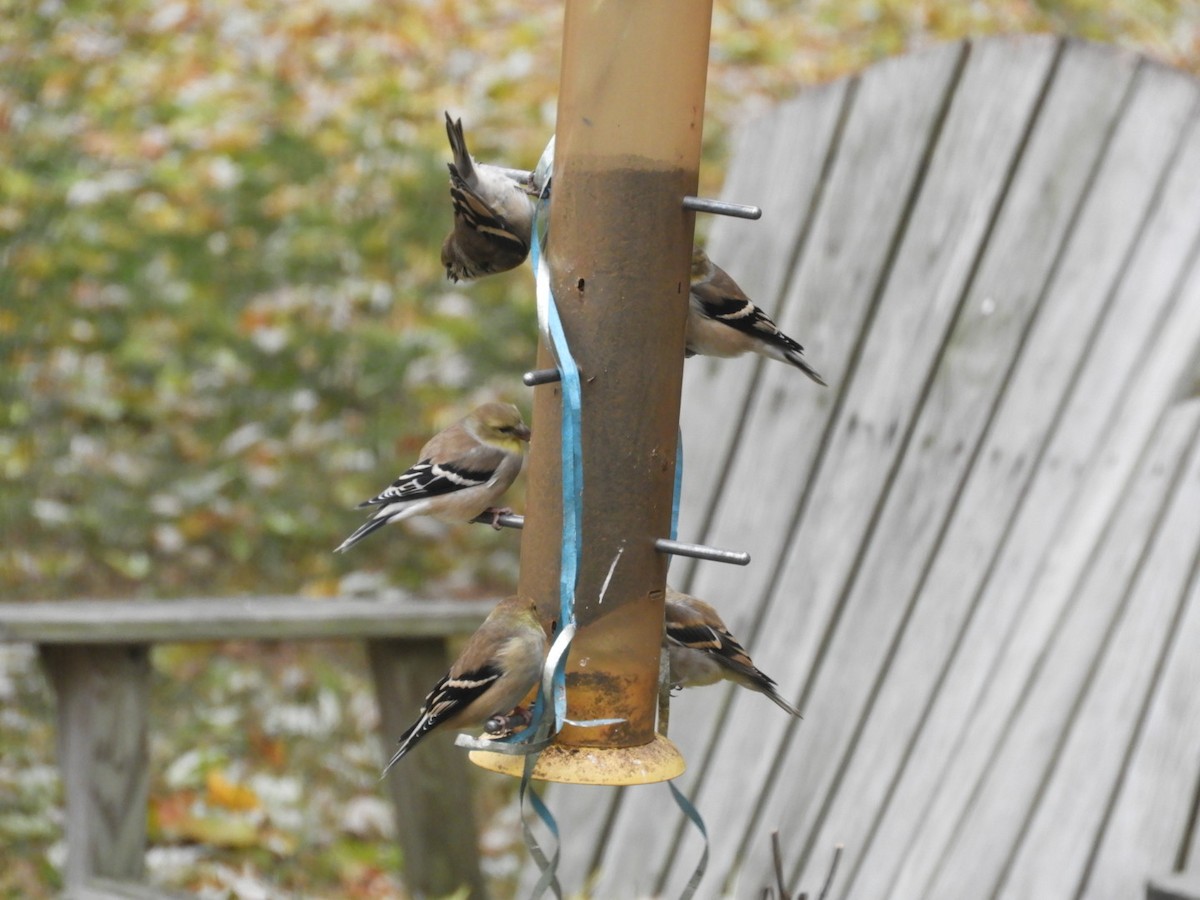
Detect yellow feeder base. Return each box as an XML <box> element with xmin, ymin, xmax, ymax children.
<box><xmin>468</xmin><ymin>734</ymin><xmax>685</xmax><ymax>785</ymax></box>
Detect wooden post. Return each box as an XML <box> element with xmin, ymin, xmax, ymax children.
<box><xmin>39</xmin><ymin>644</ymin><xmax>151</xmax><ymax>888</ymax></box>
<box><xmin>367</xmin><ymin>638</ymin><xmax>487</xmax><ymax>899</ymax></box>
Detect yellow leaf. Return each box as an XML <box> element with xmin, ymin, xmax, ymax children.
<box><xmin>205</xmin><ymin>769</ymin><xmax>260</xmax><ymax>812</ymax></box>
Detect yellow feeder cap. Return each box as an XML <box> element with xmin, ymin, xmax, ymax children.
<box><xmin>468</xmin><ymin>734</ymin><xmax>685</xmax><ymax>785</ymax></box>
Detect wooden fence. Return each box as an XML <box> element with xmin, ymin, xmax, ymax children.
<box><xmin>530</xmin><ymin>35</ymin><xmax>1200</xmax><ymax>899</ymax></box>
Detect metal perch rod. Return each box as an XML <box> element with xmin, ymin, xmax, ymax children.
<box><xmin>501</xmin><ymin>167</ymin><xmax>760</xmax><ymax>221</ymax></box>
<box><xmin>655</xmin><ymin>538</ymin><xmax>750</xmax><ymax>566</ymax></box>
<box><xmin>523</xmin><ymin>368</ymin><xmax>563</xmax><ymax>386</ymax></box>
<box><xmin>682</xmin><ymin>196</ymin><xmax>762</xmax><ymax>219</ymax></box>
<box><xmin>473</xmin><ymin>514</ymin><xmax>750</xmax><ymax>565</ymax></box>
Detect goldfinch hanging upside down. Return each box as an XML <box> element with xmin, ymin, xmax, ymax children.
<box><xmin>688</xmin><ymin>246</ymin><xmax>826</xmax><ymax>386</ymax></box>
<box><xmin>334</xmin><ymin>402</ymin><xmax>530</xmax><ymax>554</ymax></box>
<box><xmin>440</xmin><ymin>112</ymin><xmax>536</xmax><ymax>283</ymax></box>
<box><xmin>665</xmin><ymin>588</ymin><xmax>802</xmax><ymax>717</ymax></box>
<box><xmin>382</xmin><ymin>594</ymin><xmax>547</xmax><ymax>775</ymax></box>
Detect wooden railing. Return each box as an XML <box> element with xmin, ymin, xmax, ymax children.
<box><xmin>0</xmin><ymin>595</ymin><xmax>495</xmax><ymax>899</ymax></box>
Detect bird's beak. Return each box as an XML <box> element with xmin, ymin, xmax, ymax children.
<box><xmin>515</xmin><ymin>423</ymin><xmax>532</xmax><ymax>442</ymax></box>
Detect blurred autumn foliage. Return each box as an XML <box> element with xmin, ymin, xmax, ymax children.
<box><xmin>1</xmin><ymin>0</ymin><xmax>1197</xmax><ymax>895</ymax></box>
<box><xmin>3</xmin><ymin>0</ymin><xmax>1197</xmax><ymax>602</ymax></box>
<box><xmin>1</xmin><ymin>0</ymin><xmax>567</xmax><ymax>601</ymax></box>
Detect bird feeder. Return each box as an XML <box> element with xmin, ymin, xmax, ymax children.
<box><xmin>468</xmin><ymin>0</ymin><xmax>716</xmax><ymax>785</ymax></box>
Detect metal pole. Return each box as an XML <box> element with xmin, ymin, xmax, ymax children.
<box><xmin>510</xmin><ymin>0</ymin><xmax>714</xmax><ymax>780</ymax></box>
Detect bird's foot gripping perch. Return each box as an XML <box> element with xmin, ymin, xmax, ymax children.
<box><xmin>482</xmin><ymin>506</ymin><xmax>514</xmax><ymax>530</ymax></box>
<box><xmin>485</xmin><ymin>705</ymin><xmax>535</xmax><ymax>737</ymax></box>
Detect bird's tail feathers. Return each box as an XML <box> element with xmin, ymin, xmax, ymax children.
<box><xmin>380</xmin><ymin>716</ymin><xmax>434</xmax><ymax>778</ymax></box>
<box><xmin>443</xmin><ymin>112</ymin><xmax>474</xmax><ymax>181</ymax></box>
<box><xmin>783</xmin><ymin>348</ymin><xmax>827</xmax><ymax>386</ymax></box>
<box><xmin>739</xmin><ymin>667</ymin><xmax>804</xmax><ymax>718</ymax></box>
<box><xmin>334</xmin><ymin>513</ymin><xmax>394</xmax><ymax>554</ymax></box>
<box><xmin>765</xmin><ymin>686</ymin><xmax>804</xmax><ymax>718</ymax></box>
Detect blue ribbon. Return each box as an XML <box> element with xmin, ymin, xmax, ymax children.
<box><xmin>523</xmin><ymin>755</ymin><xmax>564</xmax><ymax>900</ymax></box>
<box><xmin>522</xmin><ymin>136</ymin><xmax>581</xmax><ymax>898</ymax></box>
<box><xmin>669</xmin><ymin>780</ymin><xmax>710</xmax><ymax>900</ymax></box>
<box><xmin>530</xmin><ymin>145</ymin><xmax>583</xmax><ymax>732</ymax></box>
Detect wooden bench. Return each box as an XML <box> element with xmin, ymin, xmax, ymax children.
<box><xmin>0</xmin><ymin>595</ymin><xmax>495</xmax><ymax>898</ymax></box>
<box><xmin>527</xmin><ymin>35</ymin><xmax>1200</xmax><ymax>898</ymax></box>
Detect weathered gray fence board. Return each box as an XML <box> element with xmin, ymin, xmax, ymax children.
<box><xmin>745</xmin><ymin>34</ymin><xmax>1075</xmax><ymax>890</ymax></box>
<box><xmin>821</xmin><ymin>59</ymin><xmax>1200</xmax><ymax>900</ymax></box>
<box><xmin>856</xmin><ymin>94</ymin><xmax>1200</xmax><ymax>900</ymax></box>
<box><xmin>720</xmin><ymin>33</ymin><xmax>1142</xmax><ymax>897</ymax></box>
<box><xmin>723</xmin><ymin>37</ymin><xmax>1141</xmax><ymax>896</ymax></box>
<box><xmin>837</xmin><ymin>48</ymin><xmax>1173</xmax><ymax>900</ymax></box>
<box><xmin>0</xmin><ymin>596</ymin><xmax>493</xmax><ymax>644</ymax></box>
<box><xmin>923</xmin><ymin>405</ymin><xmax>1200</xmax><ymax>899</ymax></box>
<box><xmin>41</xmin><ymin>645</ymin><xmax>152</xmax><ymax>889</ymax></box>
<box><xmin>864</xmin><ymin>269</ymin><xmax>1200</xmax><ymax>900</ymax></box>
<box><xmin>997</xmin><ymin>403</ymin><xmax>1200</xmax><ymax>899</ymax></box>
<box><xmin>882</xmin><ymin>213</ymin><xmax>1200</xmax><ymax>900</ymax></box>
<box><xmin>589</xmin><ymin>41</ymin><xmax>971</xmax><ymax>899</ymax></box>
<box><xmin>1080</xmin><ymin>540</ymin><xmax>1200</xmax><ymax>898</ymax></box>
<box><xmin>702</xmin><ymin>33</ymin><xmax>1064</xmax><ymax>893</ymax></box>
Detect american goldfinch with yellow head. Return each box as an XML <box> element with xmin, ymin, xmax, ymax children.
<box><xmin>382</xmin><ymin>594</ymin><xmax>547</xmax><ymax>774</ymax></box>
<box><xmin>335</xmin><ymin>401</ymin><xmax>530</xmax><ymax>553</ymax></box>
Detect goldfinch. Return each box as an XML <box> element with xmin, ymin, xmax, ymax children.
<box><xmin>382</xmin><ymin>594</ymin><xmax>547</xmax><ymax>774</ymax></box>
<box><xmin>440</xmin><ymin>112</ymin><xmax>536</xmax><ymax>282</ymax></box>
<box><xmin>335</xmin><ymin>402</ymin><xmax>530</xmax><ymax>554</ymax></box>
<box><xmin>688</xmin><ymin>246</ymin><xmax>826</xmax><ymax>386</ymax></box>
<box><xmin>664</xmin><ymin>588</ymin><xmax>802</xmax><ymax>717</ymax></box>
